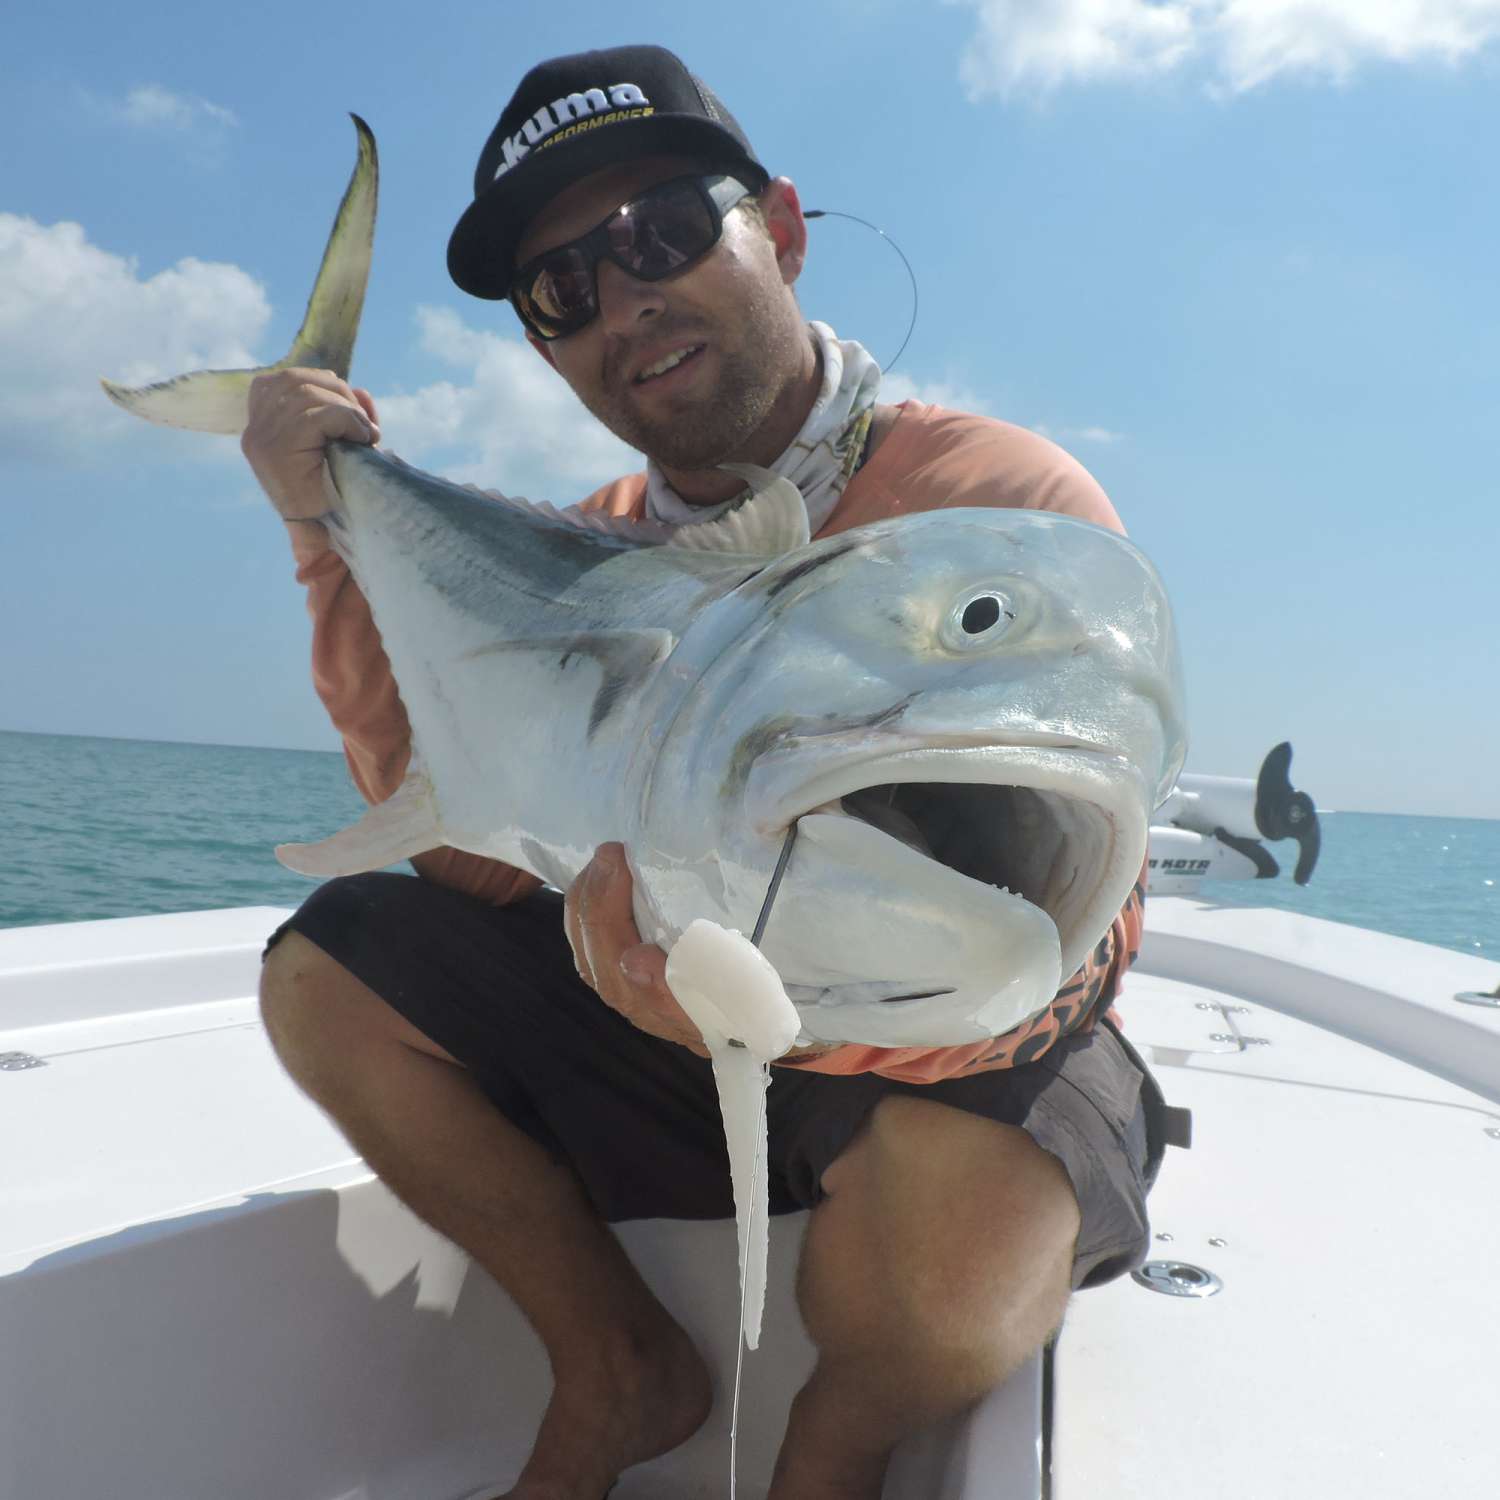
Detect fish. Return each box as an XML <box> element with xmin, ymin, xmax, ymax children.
<box><xmin>103</xmin><ymin>116</ymin><xmax>1187</xmax><ymax>1053</ymax></box>
<box><xmin>105</xmin><ymin>114</ymin><xmax>1188</xmax><ymax>1046</ymax></box>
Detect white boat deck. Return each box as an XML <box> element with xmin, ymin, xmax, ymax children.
<box><xmin>2</xmin><ymin>901</ymin><xmax>1497</xmax><ymax>1497</ymax></box>
<box><xmin>1059</xmin><ymin>916</ymin><xmax>1500</xmax><ymax>1498</ymax></box>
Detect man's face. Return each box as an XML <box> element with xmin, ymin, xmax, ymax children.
<box><xmin>514</xmin><ymin>153</ymin><xmax>809</xmax><ymax>471</ymax></box>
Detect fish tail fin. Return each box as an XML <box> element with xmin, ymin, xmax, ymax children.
<box><xmin>276</xmin><ymin>759</ymin><xmax>438</xmax><ymax>878</ymax></box>
<box><xmin>281</xmin><ymin>113</ymin><xmax>378</xmax><ymax>380</ymax></box>
<box><xmin>100</xmin><ymin>367</ymin><xmax>267</xmax><ymax>436</ymax></box>
<box><xmin>100</xmin><ymin>114</ymin><xmax>378</xmax><ymax>436</ymax></box>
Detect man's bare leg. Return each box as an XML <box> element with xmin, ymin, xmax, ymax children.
<box><xmin>768</xmin><ymin>1096</ymin><xmax>1081</xmax><ymax>1500</ymax></box>
<box><xmin>260</xmin><ymin>931</ymin><xmax>712</xmax><ymax>1500</ymax></box>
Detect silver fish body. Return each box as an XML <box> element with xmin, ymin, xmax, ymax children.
<box><xmin>637</xmin><ymin>505</ymin><xmax>1183</xmax><ymax>1044</ymax></box>
<box><xmin>103</xmin><ymin>117</ymin><xmax>1188</xmax><ymax>1049</ymax></box>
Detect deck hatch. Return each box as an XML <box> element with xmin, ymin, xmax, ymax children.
<box><xmin>1131</xmin><ymin>1260</ymin><xmax>1223</xmax><ymax>1298</ymax></box>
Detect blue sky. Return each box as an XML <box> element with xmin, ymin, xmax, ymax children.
<box><xmin>3</xmin><ymin>1</ymin><xmax>1497</xmax><ymax>818</ymax></box>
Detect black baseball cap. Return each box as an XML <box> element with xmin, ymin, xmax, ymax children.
<box><xmin>447</xmin><ymin>44</ymin><xmax>769</xmax><ymax>301</ymax></box>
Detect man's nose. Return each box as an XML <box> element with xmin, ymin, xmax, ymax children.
<box><xmin>595</xmin><ymin>257</ymin><xmax>667</xmax><ymax>334</ymax></box>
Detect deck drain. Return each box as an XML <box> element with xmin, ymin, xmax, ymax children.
<box><xmin>1132</xmin><ymin>1261</ymin><xmax>1223</xmax><ymax>1298</ymax></box>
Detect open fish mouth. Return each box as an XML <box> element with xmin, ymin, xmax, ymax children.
<box><xmin>833</xmin><ymin>781</ymin><xmax>1113</xmax><ymax>956</ymax></box>
<box><xmin>764</xmin><ymin>739</ymin><xmax>1138</xmax><ymax>985</ymax></box>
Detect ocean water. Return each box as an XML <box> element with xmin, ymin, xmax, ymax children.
<box><xmin>1</xmin><ymin>729</ymin><xmax>367</xmax><ymax>927</ymax></box>
<box><xmin>2</xmin><ymin>729</ymin><xmax>1496</xmax><ymax>961</ymax></box>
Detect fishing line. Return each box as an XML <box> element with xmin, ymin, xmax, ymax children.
<box><xmin>805</xmin><ymin>209</ymin><xmax>919</xmax><ymax>373</ymax></box>
<box><xmin>727</xmin><ymin>1069</ymin><xmax>763</xmax><ymax>1500</ymax></box>
<box><xmin>751</xmin><ymin>822</ymin><xmax>800</xmax><ymax>946</ymax></box>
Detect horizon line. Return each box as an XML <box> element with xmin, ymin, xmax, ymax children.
<box><xmin>4</xmin><ymin>725</ymin><xmax>1495</xmax><ymax>825</ymax></box>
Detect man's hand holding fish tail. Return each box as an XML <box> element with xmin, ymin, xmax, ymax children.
<box><xmin>241</xmin><ymin>367</ymin><xmax>380</xmax><ymax>526</ymax></box>
<box><xmin>245</xmin><ymin>43</ymin><xmax>1176</xmax><ymax>1500</ymax></box>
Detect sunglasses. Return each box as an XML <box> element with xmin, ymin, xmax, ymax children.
<box><xmin>511</xmin><ymin>173</ymin><xmax>754</xmax><ymax>341</ymax></box>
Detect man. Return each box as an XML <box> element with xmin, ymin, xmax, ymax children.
<box><xmin>249</xmin><ymin>45</ymin><xmax>1171</xmax><ymax>1500</ymax></box>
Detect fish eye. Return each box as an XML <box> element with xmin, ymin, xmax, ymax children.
<box><xmin>936</xmin><ymin>591</ymin><xmax>1020</xmax><ymax>651</ymax></box>
<box><xmin>962</xmin><ymin>595</ymin><xmax>1003</xmax><ymax>634</ymax></box>
<box><xmin>943</xmin><ymin>590</ymin><xmax>1015</xmax><ymax>650</ymax></box>
<box><xmin>936</xmin><ymin>588</ymin><xmax>1020</xmax><ymax>654</ymax></box>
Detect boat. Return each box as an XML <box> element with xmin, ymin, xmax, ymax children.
<box><xmin>3</xmin><ymin>749</ymin><xmax>1497</xmax><ymax>1498</ymax></box>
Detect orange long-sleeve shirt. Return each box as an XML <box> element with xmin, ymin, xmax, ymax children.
<box><xmin>290</xmin><ymin>400</ymin><xmax>1145</xmax><ymax>1082</ymax></box>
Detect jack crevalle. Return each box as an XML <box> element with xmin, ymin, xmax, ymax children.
<box><xmin>106</xmin><ymin>114</ymin><xmax>1188</xmax><ymax>1048</ymax></box>
<box><xmin>104</xmin><ymin>118</ymin><xmax>1187</xmax><ymax>1363</ymax></box>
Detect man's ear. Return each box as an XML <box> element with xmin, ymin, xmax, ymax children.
<box><xmin>761</xmin><ymin>177</ymin><xmax>808</xmax><ymax>286</ymax></box>
<box><xmin>526</xmin><ymin>330</ymin><xmax>559</xmax><ymax>370</ymax></box>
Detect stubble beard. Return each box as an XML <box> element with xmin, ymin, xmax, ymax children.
<box><xmin>589</xmin><ymin>291</ymin><xmax>807</xmax><ymax>471</ymax></box>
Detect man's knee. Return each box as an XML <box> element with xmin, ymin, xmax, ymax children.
<box><xmin>814</xmin><ymin>1096</ymin><xmax>1078</xmax><ymax>1339</ymax></box>
<box><xmin>260</xmin><ymin>926</ymin><xmax>457</xmax><ymax>1087</ymax></box>
<box><xmin>833</xmin><ymin>1095</ymin><xmax>1075</xmax><ymax>1210</ymax></box>
<box><xmin>259</xmin><ymin>929</ymin><xmax>353</xmax><ymax>1076</ymax></box>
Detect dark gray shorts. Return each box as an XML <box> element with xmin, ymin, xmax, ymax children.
<box><xmin>267</xmin><ymin>872</ymin><xmax>1175</xmax><ymax>1289</ymax></box>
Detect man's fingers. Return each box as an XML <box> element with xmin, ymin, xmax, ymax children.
<box><xmin>574</xmin><ymin>844</ymin><xmax>631</xmax><ymax>994</ymax></box>
<box><xmin>562</xmin><ymin>874</ymin><xmax>596</xmax><ymax>991</ymax></box>
<box><xmin>292</xmin><ymin>398</ymin><xmax>376</xmax><ymax>448</ymax></box>
<box><xmin>246</xmin><ymin>366</ymin><xmax>351</xmax><ymax>419</ymax></box>
<box><xmin>246</xmin><ymin>370</ymin><xmax>373</xmax><ymax>439</ymax></box>
<box><xmin>584</xmin><ymin>842</ymin><xmax>635</xmax><ymax>938</ymax></box>
<box><xmin>567</xmin><ymin>846</ymin><xmax>707</xmax><ymax>1055</ymax></box>
<box><xmin>619</xmin><ymin>941</ymin><xmax>667</xmax><ymax>989</ymax></box>
<box><xmin>241</xmin><ymin>365</ymin><xmax>381</xmax><ymax>524</ymax></box>
<box><xmin>352</xmin><ymin>386</ymin><xmax>382</xmax><ymax>432</ymax></box>
<box><xmin>254</xmin><ymin>365</ymin><xmax>352</xmax><ymax>396</ymax></box>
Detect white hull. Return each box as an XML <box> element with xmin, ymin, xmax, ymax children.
<box><xmin>2</xmin><ymin>901</ymin><xmax>1497</xmax><ymax>1498</ymax></box>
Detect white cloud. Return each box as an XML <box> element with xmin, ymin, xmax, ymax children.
<box><xmin>373</xmin><ymin>306</ymin><xmax>639</xmax><ymax>502</ymax></box>
<box><xmin>954</xmin><ymin>0</ymin><xmax>1196</xmax><ymax>94</ymax></box>
<box><xmin>1213</xmin><ymin>0</ymin><xmax>1500</xmax><ymax>89</ymax></box>
<box><xmin>950</xmin><ymin>0</ymin><xmax>1500</xmax><ymax>95</ymax></box>
<box><xmin>119</xmin><ymin>83</ymin><xmax>237</xmax><ymax>132</ymax></box>
<box><xmin>881</xmin><ymin>370</ymin><xmax>994</xmax><ymax>412</ymax></box>
<box><xmin>881</xmin><ymin>372</ymin><xmax>1122</xmax><ymax>446</ymax></box>
<box><xmin>1032</xmin><ymin>419</ymin><xmax>1128</xmax><ymax>446</ymax></box>
<box><xmin>0</xmin><ymin>213</ymin><xmax>268</xmax><ymax>462</ymax></box>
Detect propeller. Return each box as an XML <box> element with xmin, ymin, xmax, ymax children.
<box><xmin>1254</xmin><ymin>742</ymin><xmax>1321</xmax><ymax>885</ymax></box>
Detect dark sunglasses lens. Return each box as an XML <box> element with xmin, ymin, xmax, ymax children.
<box><xmin>516</xmin><ymin>179</ymin><xmax>726</xmax><ymax>337</ymax></box>
<box><xmin>613</xmin><ymin>182</ymin><xmax>717</xmax><ymax>279</ymax></box>
<box><xmin>520</xmin><ymin>249</ymin><xmax>595</xmax><ymax>336</ymax></box>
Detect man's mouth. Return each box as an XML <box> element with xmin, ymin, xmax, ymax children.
<box><xmin>632</xmin><ymin>344</ymin><xmax>706</xmax><ymax>385</ymax></box>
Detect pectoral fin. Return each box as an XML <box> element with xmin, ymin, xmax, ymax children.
<box><xmin>276</xmin><ymin>760</ymin><xmax>438</xmax><ymax>877</ymax></box>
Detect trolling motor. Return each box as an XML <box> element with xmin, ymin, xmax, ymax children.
<box><xmin>1148</xmin><ymin>742</ymin><xmax>1321</xmax><ymax>895</ymax></box>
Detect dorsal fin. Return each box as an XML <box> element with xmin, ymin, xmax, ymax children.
<box><xmin>665</xmin><ymin>468</ymin><xmax>810</xmax><ymax>557</ymax></box>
